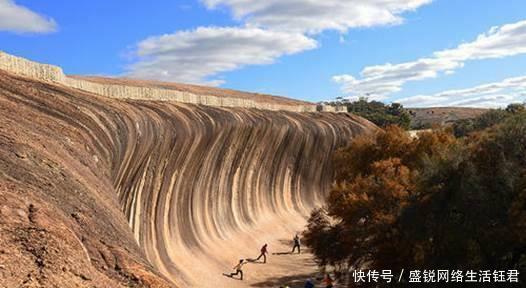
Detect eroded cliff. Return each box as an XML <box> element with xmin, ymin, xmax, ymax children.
<box><xmin>0</xmin><ymin>69</ymin><xmax>375</xmax><ymax>287</ymax></box>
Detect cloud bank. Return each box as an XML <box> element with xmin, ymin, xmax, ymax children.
<box><xmin>127</xmin><ymin>27</ymin><xmax>317</xmax><ymax>85</ymax></box>
<box><xmin>398</xmin><ymin>75</ymin><xmax>526</xmax><ymax>108</ymax></box>
<box><xmin>128</xmin><ymin>0</ymin><xmax>431</xmax><ymax>85</ymax></box>
<box><xmin>334</xmin><ymin>20</ymin><xmax>526</xmax><ymax>101</ymax></box>
<box><xmin>0</xmin><ymin>0</ymin><xmax>56</xmax><ymax>33</ymax></box>
<box><xmin>202</xmin><ymin>0</ymin><xmax>432</xmax><ymax>34</ymax></box>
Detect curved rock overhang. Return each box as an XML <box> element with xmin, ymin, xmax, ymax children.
<box><xmin>0</xmin><ymin>70</ymin><xmax>376</xmax><ymax>287</ymax></box>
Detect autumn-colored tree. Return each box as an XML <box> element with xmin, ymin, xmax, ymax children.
<box><xmin>305</xmin><ymin>119</ymin><xmax>526</xmax><ymax>285</ymax></box>
<box><xmin>400</xmin><ymin>114</ymin><xmax>526</xmax><ymax>274</ymax></box>
<box><xmin>305</xmin><ymin>127</ymin><xmax>455</xmax><ymax>280</ymax></box>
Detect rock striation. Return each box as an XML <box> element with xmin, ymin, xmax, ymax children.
<box><xmin>0</xmin><ymin>56</ymin><xmax>374</xmax><ymax>287</ymax></box>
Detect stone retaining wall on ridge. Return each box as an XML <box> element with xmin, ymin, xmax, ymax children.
<box><xmin>0</xmin><ymin>51</ymin><xmax>347</xmax><ymax>113</ymax></box>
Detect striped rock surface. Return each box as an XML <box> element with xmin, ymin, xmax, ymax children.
<box><xmin>0</xmin><ymin>70</ymin><xmax>375</xmax><ymax>287</ymax></box>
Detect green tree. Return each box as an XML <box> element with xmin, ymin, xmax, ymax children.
<box><xmin>453</xmin><ymin>104</ymin><xmax>526</xmax><ymax>137</ymax></box>
<box><xmin>506</xmin><ymin>103</ymin><xmax>526</xmax><ymax>114</ymax></box>
<box><xmin>326</xmin><ymin>98</ymin><xmax>412</xmax><ymax>129</ymax></box>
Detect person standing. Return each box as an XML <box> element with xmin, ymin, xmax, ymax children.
<box><xmin>292</xmin><ymin>234</ymin><xmax>301</xmax><ymax>254</ymax></box>
<box><xmin>256</xmin><ymin>243</ymin><xmax>268</xmax><ymax>263</ymax></box>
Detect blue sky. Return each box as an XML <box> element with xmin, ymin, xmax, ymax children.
<box><xmin>1</xmin><ymin>0</ymin><xmax>526</xmax><ymax>107</ymax></box>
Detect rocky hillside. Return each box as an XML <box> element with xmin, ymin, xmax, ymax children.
<box><xmin>0</xmin><ymin>69</ymin><xmax>375</xmax><ymax>287</ymax></box>
<box><xmin>408</xmin><ymin>107</ymin><xmax>487</xmax><ymax>129</ymax></box>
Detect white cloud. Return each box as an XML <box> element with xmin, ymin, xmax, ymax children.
<box><xmin>397</xmin><ymin>75</ymin><xmax>526</xmax><ymax>108</ymax></box>
<box><xmin>334</xmin><ymin>20</ymin><xmax>526</xmax><ymax>100</ymax></box>
<box><xmin>333</xmin><ymin>58</ymin><xmax>463</xmax><ymax>101</ymax></box>
<box><xmin>202</xmin><ymin>0</ymin><xmax>432</xmax><ymax>34</ymax></box>
<box><xmin>127</xmin><ymin>0</ymin><xmax>431</xmax><ymax>85</ymax></box>
<box><xmin>127</xmin><ymin>26</ymin><xmax>317</xmax><ymax>85</ymax></box>
<box><xmin>0</xmin><ymin>0</ymin><xmax>56</xmax><ymax>33</ymax></box>
<box><xmin>435</xmin><ymin>20</ymin><xmax>526</xmax><ymax>60</ymax></box>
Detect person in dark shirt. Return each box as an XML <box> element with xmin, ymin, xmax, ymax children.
<box><xmin>256</xmin><ymin>243</ymin><xmax>268</xmax><ymax>263</ymax></box>
<box><xmin>292</xmin><ymin>234</ymin><xmax>301</xmax><ymax>254</ymax></box>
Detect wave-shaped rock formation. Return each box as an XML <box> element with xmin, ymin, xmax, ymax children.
<box><xmin>0</xmin><ymin>57</ymin><xmax>375</xmax><ymax>287</ymax></box>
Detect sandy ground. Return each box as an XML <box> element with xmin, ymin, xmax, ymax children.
<box><xmin>215</xmin><ymin>224</ymin><xmax>319</xmax><ymax>287</ymax></box>
<box><xmin>222</xmin><ymin>239</ymin><xmax>319</xmax><ymax>288</ymax></box>
<box><xmin>164</xmin><ymin>210</ymin><xmax>328</xmax><ymax>288</ymax></box>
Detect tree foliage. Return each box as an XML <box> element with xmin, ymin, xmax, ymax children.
<box><xmin>305</xmin><ymin>117</ymin><xmax>526</xmax><ymax>285</ymax></box>
<box><xmin>453</xmin><ymin>103</ymin><xmax>526</xmax><ymax>137</ymax></box>
<box><xmin>325</xmin><ymin>98</ymin><xmax>412</xmax><ymax>130</ymax></box>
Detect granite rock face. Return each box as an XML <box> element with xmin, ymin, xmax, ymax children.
<box><xmin>0</xmin><ymin>70</ymin><xmax>375</xmax><ymax>287</ymax></box>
